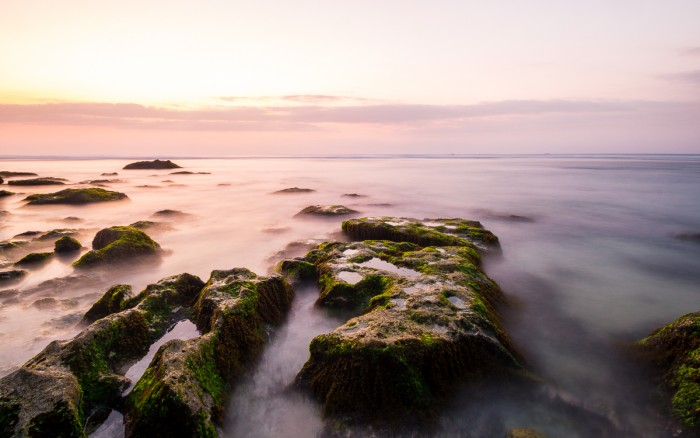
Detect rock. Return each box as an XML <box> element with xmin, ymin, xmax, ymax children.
<box><xmin>0</xmin><ymin>171</ymin><xmax>38</xmax><ymax>178</ymax></box>
<box><xmin>0</xmin><ymin>273</ymin><xmax>205</xmax><ymax>436</ymax></box>
<box><xmin>82</xmin><ymin>284</ymin><xmax>132</xmax><ymax>324</ymax></box>
<box><xmin>0</xmin><ymin>241</ymin><xmax>28</xmax><ymax>253</ymax></box>
<box><xmin>37</xmin><ymin>229</ymin><xmax>77</xmax><ymax>241</ymax></box>
<box><xmin>273</xmin><ymin>187</ymin><xmax>315</xmax><ymax>194</ymax></box>
<box><xmin>0</xmin><ymin>270</ymin><xmax>26</xmax><ymax>284</ymax></box>
<box><xmin>639</xmin><ymin>311</ymin><xmax>700</xmax><ymax>434</ymax></box>
<box><xmin>342</xmin><ymin>193</ymin><xmax>365</xmax><ymax>197</ymax></box>
<box><xmin>32</xmin><ymin>297</ymin><xmax>58</xmax><ymax>309</ymax></box>
<box><xmin>152</xmin><ymin>209</ymin><xmax>189</xmax><ymax>218</ymax></box>
<box><xmin>0</xmin><ymin>190</ymin><xmax>13</xmax><ymax>197</ymax></box>
<box><xmin>8</xmin><ymin>177</ymin><xmax>66</xmax><ymax>186</ymax></box>
<box><xmin>0</xmin><ymin>176</ymin><xmax>2</xmax><ymax>184</ymax></box>
<box><xmin>24</xmin><ymin>188</ymin><xmax>128</xmax><ymax>205</ymax></box>
<box><xmin>123</xmin><ymin>159</ymin><xmax>181</xmax><ymax>170</ymax></box>
<box><xmin>123</xmin><ymin>268</ymin><xmax>293</xmax><ymax>437</ymax></box>
<box><xmin>15</xmin><ymin>252</ymin><xmax>53</xmax><ymax>267</ymax></box>
<box><xmin>62</xmin><ymin>217</ymin><xmax>83</xmax><ymax>223</ymax></box>
<box><xmin>80</xmin><ymin>179</ymin><xmax>123</xmax><ymax>184</ymax></box>
<box><xmin>101</xmin><ymin>172</ymin><xmax>118</xmax><ymax>176</ymax></box>
<box><xmin>169</xmin><ymin>171</ymin><xmax>210</xmax><ymax>175</ymax></box>
<box><xmin>296</xmin><ymin>205</ymin><xmax>358</xmax><ymax>216</ymax></box>
<box><xmin>54</xmin><ymin>236</ymin><xmax>82</xmax><ymax>253</ymax></box>
<box><xmin>73</xmin><ymin>226</ymin><xmax>160</xmax><ymax>268</ymax></box>
<box><xmin>505</xmin><ymin>428</ymin><xmax>547</xmax><ymax>438</ymax></box>
<box><xmin>675</xmin><ymin>232</ymin><xmax>700</xmax><ymax>243</ymax></box>
<box><xmin>14</xmin><ymin>231</ymin><xmax>42</xmax><ymax>238</ymax></box>
<box><xmin>280</xmin><ymin>217</ymin><xmax>524</xmax><ymax>427</ymax></box>
<box><xmin>342</xmin><ymin>217</ymin><xmax>501</xmax><ymax>253</ymax></box>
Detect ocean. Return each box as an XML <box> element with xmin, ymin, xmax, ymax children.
<box><xmin>1</xmin><ymin>155</ymin><xmax>699</xmax><ymax>436</ymax></box>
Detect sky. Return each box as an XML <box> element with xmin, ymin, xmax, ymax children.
<box><xmin>1</xmin><ymin>0</ymin><xmax>699</xmax><ymax>156</ymax></box>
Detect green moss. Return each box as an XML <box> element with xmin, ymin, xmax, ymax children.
<box><xmin>73</xmin><ymin>226</ymin><xmax>159</xmax><ymax>268</ymax></box>
<box><xmin>25</xmin><ymin>400</ymin><xmax>84</xmax><ymax>438</ymax></box>
<box><xmin>54</xmin><ymin>236</ymin><xmax>82</xmax><ymax>253</ymax></box>
<box><xmin>15</xmin><ymin>252</ymin><xmax>53</xmax><ymax>266</ymax></box>
<box><xmin>0</xmin><ymin>398</ymin><xmax>20</xmax><ymax>437</ymax></box>
<box><xmin>186</xmin><ymin>337</ymin><xmax>227</xmax><ymax>406</ymax></box>
<box><xmin>24</xmin><ymin>188</ymin><xmax>127</xmax><ymax>205</ymax></box>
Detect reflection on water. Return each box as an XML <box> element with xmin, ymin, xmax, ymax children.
<box><xmin>0</xmin><ymin>156</ymin><xmax>699</xmax><ymax>436</ymax></box>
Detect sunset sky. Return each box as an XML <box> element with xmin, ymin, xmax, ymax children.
<box><xmin>1</xmin><ymin>1</ymin><xmax>699</xmax><ymax>156</ymax></box>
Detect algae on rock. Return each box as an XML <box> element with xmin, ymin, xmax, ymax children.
<box><xmin>24</xmin><ymin>188</ymin><xmax>128</xmax><ymax>205</ymax></box>
<box><xmin>0</xmin><ymin>273</ymin><xmax>205</xmax><ymax>437</ymax></box>
<box><xmin>280</xmin><ymin>217</ymin><xmax>524</xmax><ymax>427</ymax></box>
<box><xmin>124</xmin><ymin>268</ymin><xmax>294</xmax><ymax>437</ymax></box>
<box><xmin>639</xmin><ymin>311</ymin><xmax>700</xmax><ymax>434</ymax></box>
<box><xmin>73</xmin><ymin>226</ymin><xmax>160</xmax><ymax>268</ymax></box>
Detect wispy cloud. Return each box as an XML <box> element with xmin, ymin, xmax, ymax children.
<box><xmin>219</xmin><ymin>95</ymin><xmax>377</xmax><ymax>105</ymax></box>
<box><xmin>682</xmin><ymin>47</ymin><xmax>700</xmax><ymax>56</ymax></box>
<box><xmin>657</xmin><ymin>69</ymin><xmax>700</xmax><ymax>85</ymax></box>
<box><xmin>0</xmin><ymin>99</ymin><xmax>697</xmax><ymax>131</ymax></box>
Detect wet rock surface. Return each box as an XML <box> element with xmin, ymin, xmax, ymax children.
<box><xmin>639</xmin><ymin>311</ymin><xmax>700</xmax><ymax>435</ymax></box>
<box><xmin>124</xmin><ymin>268</ymin><xmax>293</xmax><ymax>437</ymax></box>
<box><xmin>297</xmin><ymin>205</ymin><xmax>359</xmax><ymax>216</ymax></box>
<box><xmin>280</xmin><ymin>217</ymin><xmax>524</xmax><ymax>428</ymax></box>
<box><xmin>24</xmin><ymin>188</ymin><xmax>128</xmax><ymax>205</ymax></box>
<box><xmin>0</xmin><ymin>273</ymin><xmax>205</xmax><ymax>437</ymax></box>
<box><xmin>123</xmin><ymin>159</ymin><xmax>181</xmax><ymax>170</ymax></box>
<box><xmin>73</xmin><ymin>226</ymin><xmax>161</xmax><ymax>268</ymax></box>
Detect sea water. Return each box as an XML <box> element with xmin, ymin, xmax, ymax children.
<box><xmin>0</xmin><ymin>155</ymin><xmax>698</xmax><ymax>436</ymax></box>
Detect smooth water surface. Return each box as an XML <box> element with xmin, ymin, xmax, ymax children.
<box><xmin>0</xmin><ymin>155</ymin><xmax>698</xmax><ymax>436</ymax></box>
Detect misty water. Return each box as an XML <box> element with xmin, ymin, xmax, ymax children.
<box><xmin>1</xmin><ymin>155</ymin><xmax>699</xmax><ymax>436</ymax></box>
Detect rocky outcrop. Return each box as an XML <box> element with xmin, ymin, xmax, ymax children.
<box><xmin>639</xmin><ymin>311</ymin><xmax>700</xmax><ymax>434</ymax></box>
<box><xmin>279</xmin><ymin>217</ymin><xmax>523</xmax><ymax>427</ymax></box>
<box><xmin>0</xmin><ymin>273</ymin><xmax>205</xmax><ymax>437</ymax></box>
<box><xmin>0</xmin><ymin>190</ymin><xmax>13</xmax><ymax>197</ymax></box>
<box><xmin>81</xmin><ymin>284</ymin><xmax>133</xmax><ymax>324</ymax></box>
<box><xmin>14</xmin><ymin>252</ymin><xmax>53</xmax><ymax>267</ymax></box>
<box><xmin>8</xmin><ymin>177</ymin><xmax>67</xmax><ymax>186</ymax></box>
<box><xmin>24</xmin><ymin>188</ymin><xmax>128</xmax><ymax>205</ymax></box>
<box><xmin>54</xmin><ymin>236</ymin><xmax>82</xmax><ymax>253</ymax></box>
<box><xmin>123</xmin><ymin>159</ymin><xmax>181</xmax><ymax>170</ymax></box>
<box><xmin>73</xmin><ymin>226</ymin><xmax>160</xmax><ymax>268</ymax></box>
<box><xmin>124</xmin><ymin>268</ymin><xmax>293</xmax><ymax>437</ymax></box>
<box><xmin>0</xmin><ymin>171</ymin><xmax>38</xmax><ymax>178</ymax></box>
<box><xmin>297</xmin><ymin>205</ymin><xmax>358</xmax><ymax>216</ymax></box>
<box><xmin>273</xmin><ymin>187</ymin><xmax>315</xmax><ymax>194</ymax></box>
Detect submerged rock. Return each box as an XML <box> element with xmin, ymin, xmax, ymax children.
<box><xmin>54</xmin><ymin>236</ymin><xmax>82</xmax><ymax>253</ymax></box>
<box><xmin>123</xmin><ymin>159</ymin><xmax>181</xmax><ymax>170</ymax></box>
<box><xmin>279</xmin><ymin>217</ymin><xmax>523</xmax><ymax>427</ymax></box>
<box><xmin>0</xmin><ymin>273</ymin><xmax>205</xmax><ymax>437</ymax></box>
<box><xmin>152</xmin><ymin>209</ymin><xmax>190</xmax><ymax>218</ymax></box>
<box><xmin>15</xmin><ymin>252</ymin><xmax>53</xmax><ymax>267</ymax></box>
<box><xmin>73</xmin><ymin>226</ymin><xmax>160</xmax><ymax>268</ymax></box>
<box><xmin>24</xmin><ymin>188</ymin><xmax>128</xmax><ymax>205</ymax></box>
<box><xmin>0</xmin><ymin>190</ymin><xmax>14</xmax><ymax>197</ymax></box>
<box><xmin>297</xmin><ymin>205</ymin><xmax>358</xmax><ymax>216</ymax></box>
<box><xmin>101</xmin><ymin>172</ymin><xmax>118</xmax><ymax>176</ymax></box>
<box><xmin>8</xmin><ymin>177</ymin><xmax>67</xmax><ymax>186</ymax></box>
<box><xmin>124</xmin><ymin>268</ymin><xmax>293</xmax><ymax>437</ymax></box>
<box><xmin>273</xmin><ymin>187</ymin><xmax>315</xmax><ymax>194</ymax></box>
<box><xmin>0</xmin><ymin>171</ymin><xmax>38</xmax><ymax>178</ymax></box>
<box><xmin>639</xmin><ymin>311</ymin><xmax>700</xmax><ymax>434</ymax></box>
<box><xmin>37</xmin><ymin>229</ymin><xmax>77</xmax><ymax>241</ymax></box>
<box><xmin>675</xmin><ymin>232</ymin><xmax>700</xmax><ymax>243</ymax></box>
<box><xmin>169</xmin><ymin>171</ymin><xmax>211</xmax><ymax>175</ymax></box>
<box><xmin>0</xmin><ymin>269</ymin><xmax>27</xmax><ymax>284</ymax></box>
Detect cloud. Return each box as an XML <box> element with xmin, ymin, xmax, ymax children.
<box><xmin>682</xmin><ymin>47</ymin><xmax>700</xmax><ymax>56</ymax></box>
<box><xmin>0</xmin><ymin>99</ymin><xmax>697</xmax><ymax>131</ymax></box>
<box><xmin>657</xmin><ymin>69</ymin><xmax>700</xmax><ymax>85</ymax></box>
<box><xmin>219</xmin><ymin>95</ymin><xmax>378</xmax><ymax>105</ymax></box>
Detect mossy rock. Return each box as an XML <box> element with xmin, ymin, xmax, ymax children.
<box><xmin>639</xmin><ymin>311</ymin><xmax>700</xmax><ymax>434</ymax></box>
<box><xmin>0</xmin><ymin>190</ymin><xmax>14</xmax><ymax>197</ymax></box>
<box><xmin>81</xmin><ymin>284</ymin><xmax>133</xmax><ymax>324</ymax></box>
<box><xmin>273</xmin><ymin>187</ymin><xmax>315</xmax><ymax>194</ymax></box>
<box><xmin>0</xmin><ymin>273</ymin><xmax>205</xmax><ymax>436</ymax></box>
<box><xmin>54</xmin><ymin>236</ymin><xmax>82</xmax><ymax>253</ymax></box>
<box><xmin>123</xmin><ymin>159</ymin><xmax>181</xmax><ymax>170</ymax></box>
<box><xmin>280</xmin><ymin>219</ymin><xmax>524</xmax><ymax>427</ymax></box>
<box><xmin>342</xmin><ymin>217</ymin><xmax>501</xmax><ymax>253</ymax></box>
<box><xmin>73</xmin><ymin>226</ymin><xmax>160</xmax><ymax>268</ymax></box>
<box><xmin>124</xmin><ymin>269</ymin><xmax>293</xmax><ymax>437</ymax></box>
<box><xmin>24</xmin><ymin>188</ymin><xmax>128</xmax><ymax>205</ymax></box>
<box><xmin>297</xmin><ymin>205</ymin><xmax>358</xmax><ymax>216</ymax></box>
<box><xmin>38</xmin><ymin>229</ymin><xmax>77</xmax><ymax>241</ymax></box>
<box><xmin>8</xmin><ymin>177</ymin><xmax>67</xmax><ymax>186</ymax></box>
<box><xmin>15</xmin><ymin>252</ymin><xmax>53</xmax><ymax>266</ymax></box>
